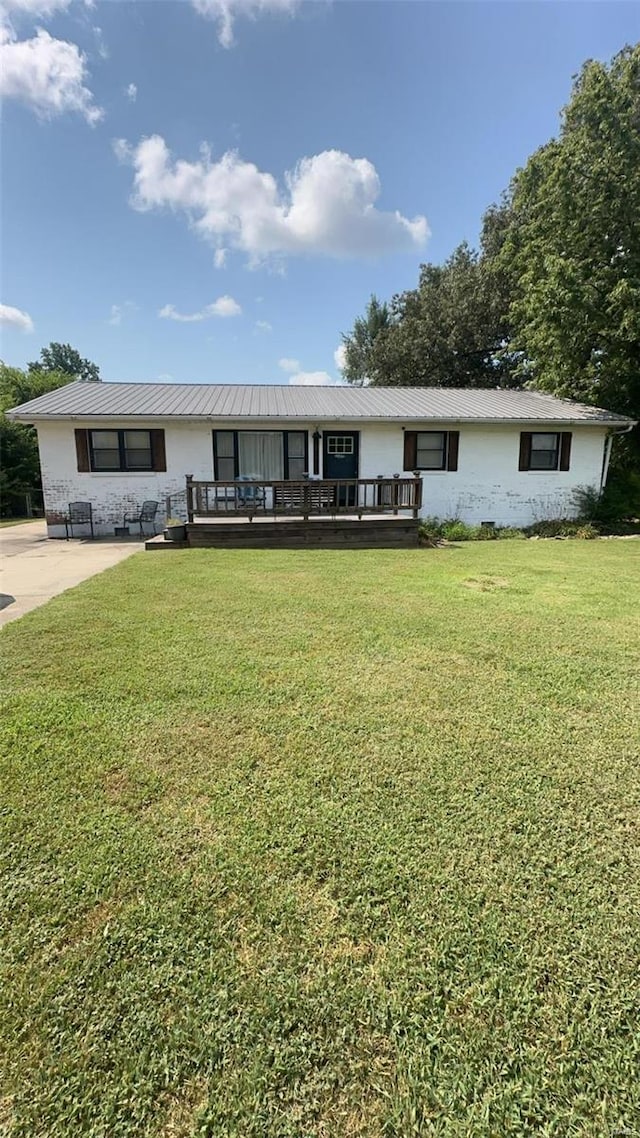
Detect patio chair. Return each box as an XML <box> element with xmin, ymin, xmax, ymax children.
<box><xmin>123</xmin><ymin>500</ymin><xmax>159</xmax><ymax>537</ymax></box>
<box><xmin>235</xmin><ymin>476</ymin><xmax>266</xmax><ymax>511</ymax></box>
<box><xmin>64</xmin><ymin>501</ymin><xmax>94</xmax><ymax>540</ymax></box>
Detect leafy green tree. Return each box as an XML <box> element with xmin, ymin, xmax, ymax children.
<box><xmin>343</xmin><ymin>243</ymin><xmax>518</xmax><ymax>388</ymax></box>
<box><xmin>27</xmin><ymin>342</ymin><xmax>101</xmax><ymax>383</ymax></box>
<box><xmin>0</xmin><ymin>364</ymin><xmax>70</xmax><ymax>516</ymax></box>
<box><xmin>339</xmin><ymin>295</ymin><xmax>391</xmax><ymax>385</ymax></box>
<box><xmin>499</xmin><ymin>44</ymin><xmax>640</xmax><ymax>461</ymax></box>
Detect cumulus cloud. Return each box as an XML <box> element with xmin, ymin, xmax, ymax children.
<box><xmin>0</xmin><ymin>302</ymin><xmax>34</xmax><ymax>332</ymax></box>
<box><xmin>214</xmin><ymin>247</ymin><xmax>227</xmax><ymax>268</ymax></box>
<box><xmin>254</xmin><ymin>319</ymin><xmax>272</xmax><ymax>333</ymax></box>
<box><xmin>288</xmin><ymin>370</ymin><xmax>336</xmax><ymax>387</ymax></box>
<box><xmin>278</xmin><ymin>357</ymin><xmax>300</xmax><ymax>373</ymax></box>
<box><xmin>191</xmin><ymin>0</ymin><xmax>299</xmax><ymax>49</ymax></box>
<box><xmin>158</xmin><ymin>295</ymin><xmax>242</xmax><ymax>322</ymax></box>
<box><xmin>124</xmin><ymin>81</ymin><xmax>137</xmax><ymax>101</ymax></box>
<box><xmin>0</xmin><ymin>27</ymin><xmax>103</xmax><ymax>123</ymax></box>
<box><xmin>114</xmin><ymin>135</ymin><xmax>429</xmax><ymax>264</ymax></box>
<box><xmin>334</xmin><ymin>343</ymin><xmax>347</xmax><ymax>373</ymax></box>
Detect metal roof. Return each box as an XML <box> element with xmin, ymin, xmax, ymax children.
<box><xmin>7</xmin><ymin>380</ymin><xmax>634</xmax><ymax>425</ymax></box>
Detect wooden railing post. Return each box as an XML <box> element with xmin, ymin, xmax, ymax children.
<box><xmin>186</xmin><ymin>474</ymin><xmax>194</xmax><ymax>523</ymax></box>
<box><xmin>413</xmin><ymin>471</ymin><xmax>422</xmax><ymax>520</ymax></box>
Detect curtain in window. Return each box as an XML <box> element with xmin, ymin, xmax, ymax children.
<box><xmin>238</xmin><ymin>432</ymin><xmax>284</xmax><ymax>479</ymax></box>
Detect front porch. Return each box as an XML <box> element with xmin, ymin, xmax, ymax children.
<box><xmin>147</xmin><ymin>475</ymin><xmax>423</xmax><ymax>549</ymax></box>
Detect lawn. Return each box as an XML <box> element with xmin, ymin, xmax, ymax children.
<box><xmin>0</xmin><ymin>518</ymin><xmax>34</xmax><ymax>528</ymax></box>
<box><xmin>1</xmin><ymin>541</ymin><xmax>639</xmax><ymax>1137</ymax></box>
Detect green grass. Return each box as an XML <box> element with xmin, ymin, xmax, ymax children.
<box><xmin>0</xmin><ymin>518</ymin><xmax>34</xmax><ymax>528</ymax></box>
<box><xmin>1</xmin><ymin>541</ymin><xmax>639</xmax><ymax>1137</ymax></box>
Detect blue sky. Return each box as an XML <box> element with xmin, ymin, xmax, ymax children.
<box><xmin>1</xmin><ymin>0</ymin><xmax>638</xmax><ymax>385</ymax></box>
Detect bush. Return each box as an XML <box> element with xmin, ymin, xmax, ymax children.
<box><xmin>573</xmin><ymin>473</ymin><xmax>640</xmax><ymax>529</ymax></box>
<box><xmin>418</xmin><ymin>517</ymin><xmax>525</xmax><ymax>543</ymax></box>
<box><xmin>574</xmin><ymin>524</ymin><xmax>600</xmax><ymax>540</ymax></box>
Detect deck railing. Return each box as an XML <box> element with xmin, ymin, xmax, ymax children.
<box><xmin>185</xmin><ymin>474</ymin><xmax>422</xmax><ymax>522</ymax></box>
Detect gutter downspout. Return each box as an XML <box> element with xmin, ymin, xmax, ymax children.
<box><xmin>600</xmin><ymin>423</ymin><xmax>635</xmax><ymax>492</ymax></box>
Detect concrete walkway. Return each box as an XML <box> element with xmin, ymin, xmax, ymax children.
<box><xmin>0</xmin><ymin>521</ymin><xmax>144</xmax><ymax>628</ymax></box>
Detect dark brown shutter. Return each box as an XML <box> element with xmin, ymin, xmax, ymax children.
<box><xmin>150</xmin><ymin>429</ymin><xmax>166</xmax><ymax>471</ymax></box>
<box><xmin>559</xmin><ymin>432</ymin><xmax>572</xmax><ymax>471</ymax></box>
<box><xmin>447</xmin><ymin>431</ymin><xmax>460</xmax><ymax>471</ymax></box>
<box><xmin>403</xmin><ymin>431</ymin><xmax>417</xmax><ymax>471</ymax></box>
<box><xmin>519</xmin><ymin>432</ymin><xmax>532</xmax><ymax>471</ymax></box>
<box><xmin>75</xmin><ymin>428</ymin><xmax>90</xmax><ymax>472</ymax></box>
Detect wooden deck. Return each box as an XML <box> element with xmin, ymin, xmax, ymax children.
<box><xmin>146</xmin><ymin>514</ymin><xmax>419</xmax><ymax>550</ymax></box>
<box><xmin>146</xmin><ymin>475</ymin><xmax>422</xmax><ymax>550</ymax></box>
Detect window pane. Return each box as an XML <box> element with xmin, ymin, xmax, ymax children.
<box><xmin>92</xmin><ymin>430</ymin><xmax>119</xmax><ymax>449</ymax></box>
<box><xmin>287</xmin><ymin>432</ymin><xmax>306</xmax><ymax>459</ymax></box>
<box><xmin>238</xmin><ymin>432</ymin><xmax>283</xmax><ymax>479</ymax></box>
<box><xmin>288</xmin><ymin>457</ymin><xmax>306</xmax><ymax>480</ymax></box>
<box><xmin>126</xmin><ymin>449</ymin><xmax>152</xmax><ymax>470</ymax></box>
<box><xmin>215</xmin><ymin>431</ymin><xmax>235</xmax><ymax>459</ymax></box>
<box><xmin>417</xmin><ymin>432</ymin><xmax>445</xmax><ymax>451</ymax></box>
<box><xmin>217</xmin><ymin>456</ymin><xmax>235</xmax><ymax>481</ymax></box>
<box><xmin>417</xmin><ymin>449</ymin><xmax>445</xmax><ymax>469</ymax></box>
<box><xmin>327</xmin><ymin>436</ymin><xmax>354</xmax><ymax>455</ymax></box>
<box><xmin>531</xmin><ymin>433</ymin><xmax>558</xmax><ymax>450</ymax></box>
<box><xmin>124</xmin><ymin>430</ymin><xmax>151</xmax><ymax>449</ymax></box>
<box><xmin>92</xmin><ymin>448</ymin><xmax>121</xmax><ymax>470</ymax></box>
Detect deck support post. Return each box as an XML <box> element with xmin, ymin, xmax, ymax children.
<box><xmin>186</xmin><ymin>474</ymin><xmax>194</xmax><ymax>523</ymax></box>
<box><xmin>412</xmin><ymin>471</ymin><xmax>422</xmax><ymax>520</ymax></box>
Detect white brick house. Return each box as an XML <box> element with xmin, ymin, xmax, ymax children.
<box><xmin>7</xmin><ymin>381</ymin><xmax>634</xmax><ymax>537</ymax></box>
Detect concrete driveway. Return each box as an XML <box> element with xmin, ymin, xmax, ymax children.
<box><xmin>0</xmin><ymin>521</ymin><xmax>144</xmax><ymax>628</ymax></box>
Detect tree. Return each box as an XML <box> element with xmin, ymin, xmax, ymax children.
<box><xmin>0</xmin><ymin>365</ymin><xmax>70</xmax><ymax>516</ymax></box>
<box><xmin>339</xmin><ymin>295</ymin><xmax>392</xmax><ymax>385</ymax></box>
<box><xmin>343</xmin><ymin>243</ymin><xmax>518</xmax><ymax>388</ymax></box>
<box><xmin>498</xmin><ymin>45</ymin><xmax>640</xmax><ymax>462</ymax></box>
<box><xmin>27</xmin><ymin>342</ymin><xmax>100</xmax><ymax>383</ymax></box>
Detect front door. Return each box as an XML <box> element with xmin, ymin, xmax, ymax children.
<box><xmin>322</xmin><ymin>431</ymin><xmax>359</xmax><ymax>506</ymax></box>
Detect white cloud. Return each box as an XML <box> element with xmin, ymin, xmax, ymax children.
<box><xmin>254</xmin><ymin>319</ymin><xmax>272</xmax><ymax>333</ymax></box>
<box><xmin>0</xmin><ymin>27</ymin><xmax>103</xmax><ymax>123</ymax></box>
<box><xmin>124</xmin><ymin>81</ymin><xmax>137</xmax><ymax>102</ymax></box>
<box><xmin>214</xmin><ymin>247</ymin><xmax>227</xmax><ymax>268</ymax></box>
<box><xmin>334</xmin><ymin>343</ymin><xmax>347</xmax><ymax>372</ymax></box>
<box><xmin>191</xmin><ymin>0</ymin><xmax>299</xmax><ymax>49</ymax></box>
<box><xmin>278</xmin><ymin>357</ymin><xmax>300</xmax><ymax>373</ymax></box>
<box><xmin>114</xmin><ymin>135</ymin><xmax>429</xmax><ymax>264</ymax></box>
<box><xmin>158</xmin><ymin>295</ymin><xmax>242</xmax><ymax>322</ymax></box>
<box><xmin>1</xmin><ymin>0</ymin><xmax>71</xmax><ymax>18</ymax></box>
<box><xmin>107</xmin><ymin>301</ymin><xmax>136</xmax><ymax>326</ymax></box>
<box><xmin>288</xmin><ymin>370</ymin><xmax>336</xmax><ymax>386</ymax></box>
<box><xmin>92</xmin><ymin>24</ymin><xmax>107</xmax><ymax>59</ymax></box>
<box><xmin>0</xmin><ymin>302</ymin><xmax>34</xmax><ymax>332</ymax></box>
<box><xmin>157</xmin><ymin>373</ymin><xmax>173</xmax><ymax>382</ymax></box>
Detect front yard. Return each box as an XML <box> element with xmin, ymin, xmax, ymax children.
<box><xmin>1</xmin><ymin>541</ymin><xmax>639</xmax><ymax>1136</ymax></box>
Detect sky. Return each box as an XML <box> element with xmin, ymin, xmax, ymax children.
<box><xmin>1</xmin><ymin>0</ymin><xmax>639</xmax><ymax>386</ymax></box>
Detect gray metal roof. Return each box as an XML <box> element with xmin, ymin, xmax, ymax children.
<box><xmin>7</xmin><ymin>380</ymin><xmax>634</xmax><ymax>425</ymax></box>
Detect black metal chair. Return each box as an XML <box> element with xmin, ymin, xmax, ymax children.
<box><xmin>124</xmin><ymin>500</ymin><xmax>159</xmax><ymax>537</ymax></box>
<box><xmin>64</xmin><ymin>501</ymin><xmax>94</xmax><ymax>540</ymax></box>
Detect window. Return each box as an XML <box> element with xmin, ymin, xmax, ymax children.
<box><xmin>530</xmin><ymin>433</ymin><xmax>560</xmax><ymax>470</ymax></box>
<box><xmin>519</xmin><ymin>432</ymin><xmax>571</xmax><ymax>472</ymax></box>
<box><xmin>89</xmin><ymin>429</ymin><xmax>153</xmax><ymax>472</ymax></box>
<box><xmin>213</xmin><ymin>430</ymin><xmax>308</xmax><ymax>480</ymax></box>
<box><xmin>326</xmin><ymin>435</ymin><xmax>355</xmax><ymax>456</ymax></box>
<box><xmin>416</xmin><ymin>431</ymin><xmax>447</xmax><ymax>470</ymax></box>
<box><xmin>404</xmin><ymin>430</ymin><xmax>459</xmax><ymax>473</ymax></box>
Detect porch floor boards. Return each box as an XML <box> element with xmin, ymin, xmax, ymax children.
<box><xmin>146</xmin><ymin>515</ymin><xmax>420</xmax><ymax>551</ymax></box>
